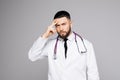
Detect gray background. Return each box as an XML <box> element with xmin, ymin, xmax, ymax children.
<box><xmin>0</xmin><ymin>0</ymin><xmax>120</xmax><ymax>80</ymax></box>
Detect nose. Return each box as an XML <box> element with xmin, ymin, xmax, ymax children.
<box><xmin>59</xmin><ymin>25</ymin><xmax>64</xmax><ymax>31</ymax></box>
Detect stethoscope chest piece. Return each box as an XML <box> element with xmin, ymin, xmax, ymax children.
<box><xmin>53</xmin><ymin>54</ymin><xmax>57</xmax><ymax>60</ymax></box>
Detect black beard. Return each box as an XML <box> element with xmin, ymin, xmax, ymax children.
<box><xmin>58</xmin><ymin>28</ymin><xmax>71</xmax><ymax>39</ymax></box>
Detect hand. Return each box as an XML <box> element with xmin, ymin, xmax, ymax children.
<box><xmin>42</xmin><ymin>21</ymin><xmax>57</xmax><ymax>38</ymax></box>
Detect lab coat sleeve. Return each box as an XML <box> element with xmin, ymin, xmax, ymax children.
<box><xmin>28</xmin><ymin>37</ymin><xmax>49</xmax><ymax>61</ymax></box>
<box><xmin>87</xmin><ymin>43</ymin><xmax>100</xmax><ymax>80</ymax></box>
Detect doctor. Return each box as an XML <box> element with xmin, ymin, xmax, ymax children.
<box><xmin>28</xmin><ymin>10</ymin><xmax>100</xmax><ymax>80</ymax></box>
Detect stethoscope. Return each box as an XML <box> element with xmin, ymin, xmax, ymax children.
<box><xmin>53</xmin><ymin>31</ymin><xmax>87</xmax><ymax>60</ymax></box>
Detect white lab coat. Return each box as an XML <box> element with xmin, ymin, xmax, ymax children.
<box><xmin>28</xmin><ymin>32</ymin><xmax>100</xmax><ymax>80</ymax></box>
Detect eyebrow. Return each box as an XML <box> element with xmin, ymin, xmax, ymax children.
<box><xmin>55</xmin><ymin>22</ymin><xmax>67</xmax><ymax>26</ymax></box>
<box><xmin>55</xmin><ymin>24</ymin><xmax>60</xmax><ymax>26</ymax></box>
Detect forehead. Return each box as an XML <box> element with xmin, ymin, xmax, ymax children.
<box><xmin>55</xmin><ymin>17</ymin><xmax>70</xmax><ymax>23</ymax></box>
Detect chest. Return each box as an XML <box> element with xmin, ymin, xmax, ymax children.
<box><xmin>48</xmin><ymin>40</ymin><xmax>87</xmax><ymax>69</ymax></box>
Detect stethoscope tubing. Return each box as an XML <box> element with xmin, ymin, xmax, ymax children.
<box><xmin>54</xmin><ymin>31</ymin><xmax>87</xmax><ymax>60</ymax></box>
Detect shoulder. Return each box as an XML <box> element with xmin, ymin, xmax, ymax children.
<box><xmin>73</xmin><ymin>31</ymin><xmax>93</xmax><ymax>47</ymax></box>
<box><xmin>83</xmin><ymin>38</ymin><xmax>92</xmax><ymax>45</ymax></box>
<box><xmin>47</xmin><ymin>37</ymin><xmax>57</xmax><ymax>44</ymax></box>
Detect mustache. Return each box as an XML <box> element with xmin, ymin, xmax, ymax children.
<box><xmin>60</xmin><ymin>30</ymin><xmax>67</xmax><ymax>33</ymax></box>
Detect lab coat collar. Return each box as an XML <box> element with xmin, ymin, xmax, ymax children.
<box><xmin>67</xmin><ymin>31</ymin><xmax>74</xmax><ymax>41</ymax></box>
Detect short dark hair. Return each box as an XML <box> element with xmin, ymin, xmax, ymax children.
<box><xmin>54</xmin><ymin>10</ymin><xmax>71</xmax><ymax>20</ymax></box>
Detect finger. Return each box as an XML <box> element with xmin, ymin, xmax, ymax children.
<box><xmin>49</xmin><ymin>22</ymin><xmax>56</xmax><ymax>30</ymax></box>
<box><xmin>52</xmin><ymin>20</ymin><xmax>58</xmax><ymax>26</ymax></box>
<box><xmin>52</xmin><ymin>29</ymin><xmax>57</xmax><ymax>34</ymax></box>
<box><xmin>49</xmin><ymin>22</ymin><xmax>55</xmax><ymax>29</ymax></box>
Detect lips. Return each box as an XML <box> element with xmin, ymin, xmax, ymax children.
<box><xmin>60</xmin><ymin>31</ymin><xmax>66</xmax><ymax>35</ymax></box>
<box><xmin>60</xmin><ymin>31</ymin><xmax>66</xmax><ymax>34</ymax></box>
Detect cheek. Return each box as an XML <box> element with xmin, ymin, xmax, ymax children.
<box><xmin>65</xmin><ymin>25</ymin><xmax>71</xmax><ymax>31</ymax></box>
<box><xmin>56</xmin><ymin>27</ymin><xmax>60</xmax><ymax>32</ymax></box>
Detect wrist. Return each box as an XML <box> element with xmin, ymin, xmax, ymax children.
<box><xmin>41</xmin><ymin>33</ymin><xmax>49</xmax><ymax>38</ymax></box>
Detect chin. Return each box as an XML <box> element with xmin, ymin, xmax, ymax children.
<box><xmin>60</xmin><ymin>35</ymin><xmax>67</xmax><ymax>39</ymax></box>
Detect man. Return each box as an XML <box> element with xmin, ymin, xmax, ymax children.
<box><xmin>28</xmin><ymin>10</ymin><xmax>100</xmax><ymax>80</ymax></box>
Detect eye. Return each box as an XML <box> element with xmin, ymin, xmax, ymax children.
<box><xmin>55</xmin><ymin>24</ymin><xmax>60</xmax><ymax>27</ymax></box>
<box><xmin>62</xmin><ymin>23</ymin><xmax>66</xmax><ymax>25</ymax></box>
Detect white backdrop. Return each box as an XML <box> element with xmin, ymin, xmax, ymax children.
<box><xmin>0</xmin><ymin>0</ymin><xmax>120</xmax><ymax>80</ymax></box>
